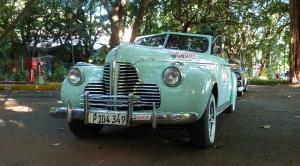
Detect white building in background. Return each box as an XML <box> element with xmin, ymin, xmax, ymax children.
<box><xmin>252</xmin><ymin>64</ymin><xmax>261</xmax><ymax>77</ymax></box>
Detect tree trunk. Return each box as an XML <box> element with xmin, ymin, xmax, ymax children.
<box><xmin>130</xmin><ymin>0</ymin><xmax>151</xmax><ymax>42</ymax></box>
<box><xmin>259</xmin><ymin>59</ymin><xmax>265</xmax><ymax>76</ymax></box>
<box><xmin>259</xmin><ymin>51</ymin><xmax>271</xmax><ymax>77</ymax></box>
<box><xmin>289</xmin><ymin>0</ymin><xmax>300</xmax><ymax>83</ymax></box>
<box><xmin>109</xmin><ymin>0</ymin><xmax>126</xmax><ymax>49</ymax></box>
<box><xmin>181</xmin><ymin>23</ymin><xmax>190</xmax><ymax>33</ymax></box>
<box><xmin>12</xmin><ymin>43</ymin><xmax>19</xmax><ymax>73</ymax></box>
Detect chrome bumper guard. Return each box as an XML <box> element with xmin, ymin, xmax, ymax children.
<box><xmin>50</xmin><ymin>93</ymin><xmax>199</xmax><ymax>128</ymax></box>
<box><xmin>237</xmin><ymin>80</ymin><xmax>244</xmax><ymax>92</ymax></box>
<box><xmin>237</xmin><ymin>87</ymin><xmax>244</xmax><ymax>92</ymax></box>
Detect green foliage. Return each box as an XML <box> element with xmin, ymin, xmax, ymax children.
<box><xmin>47</xmin><ymin>63</ymin><xmax>67</xmax><ymax>82</ymax></box>
<box><xmin>94</xmin><ymin>45</ymin><xmax>109</xmax><ymax>65</ymax></box>
<box><xmin>14</xmin><ymin>69</ymin><xmax>27</xmax><ymax>81</ymax></box>
<box><xmin>0</xmin><ymin>71</ymin><xmax>13</xmax><ymax>81</ymax></box>
<box><xmin>0</xmin><ymin>68</ymin><xmax>27</xmax><ymax>81</ymax></box>
<box><xmin>0</xmin><ymin>47</ymin><xmax>13</xmax><ymax>81</ymax></box>
<box><xmin>0</xmin><ymin>0</ymin><xmax>291</xmax><ymax>80</ymax></box>
<box><xmin>249</xmin><ymin>79</ymin><xmax>288</xmax><ymax>85</ymax></box>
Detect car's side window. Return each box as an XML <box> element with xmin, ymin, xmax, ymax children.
<box><xmin>187</xmin><ymin>37</ymin><xmax>209</xmax><ymax>53</ymax></box>
<box><xmin>166</xmin><ymin>35</ymin><xmax>187</xmax><ymax>50</ymax></box>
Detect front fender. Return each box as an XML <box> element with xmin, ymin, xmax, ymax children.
<box><xmin>60</xmin><ymin>65</ymin><xmax>103</xmax><ymax>108</ymax></box>
<box><xmin>135</xmin><ymin>61</ymin><xmax>216</xmax><ymax>119</ymax></box>
<box><xmin>180</xmin><ymin>66</ymin><xmax>216</xmax><ymax>118</ymax></box>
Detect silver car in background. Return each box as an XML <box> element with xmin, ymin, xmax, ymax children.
<box><xmin>229</xmin><ymin>59</ymin><xmax>248</xmax><ymax>96</ymax></box>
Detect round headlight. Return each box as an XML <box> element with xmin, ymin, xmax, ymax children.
<box><xmin>162</xmin><ymin>66</ymin><xmax>182</xmax><ymax>87</ymax></box>
<box><xmin>68</xmin><ymin>68</ymin><xmax>83</xmax><ymax>85</ymax></box>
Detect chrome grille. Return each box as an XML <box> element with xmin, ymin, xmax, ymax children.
<box><xmin>84</xmin><ymin>82</ymin><xmax>105</xmax><ymax>94</ymax></box>
<box><xmin>82</xmin><ymin>82</ymin><xmax>106</xmax><ymax>107</ymax></box>
<box><xmin>117</xmin><ymin>63</ymin><xmax>160</xmax><ymax>110</ymax></box>
<box><xmin>103</xmin><ymin>63</ymin><xmax>110</xmax><ymax>94</ymax></box>
<box><xmin>82</xmin><ymin>63</ymin><xmax>161</xmax><ymax>110</ymax></box>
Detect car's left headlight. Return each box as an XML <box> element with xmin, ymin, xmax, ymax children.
<box><xmin>162</xmin><ymin>66</ymin><xmax>182</xmax><ymax>87</ymax></box>
<box><xmin>67</xmin><ymin>67</ymin><xmax>84</xmax><ymax>86</ymax></box>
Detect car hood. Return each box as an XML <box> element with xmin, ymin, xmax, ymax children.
<box><xmin>105</xmin><ymin>44</ymin><xmax>209</xmax><ymax>64</ymax></box>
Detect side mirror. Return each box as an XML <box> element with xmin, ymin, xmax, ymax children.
<box><xmin>212</xmin><ymin>35</ymin><xmax>224</xmax><ymax>55</ymax></box>
<box><xmin>213</xmin><ymin>45</ymin><xmax>222</xmax><ymax>54</ymax></box>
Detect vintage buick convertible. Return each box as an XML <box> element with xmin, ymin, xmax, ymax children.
<box><xmin>50</xmin><ymin>32</ymin><xmax>237</xmax><ymax>148</ymax></box>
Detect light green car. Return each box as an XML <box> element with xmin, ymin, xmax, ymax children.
<box><xmin>50</xmin><ymin>32</ymin><xmax>237</xmax><ymax>148</ymax></box>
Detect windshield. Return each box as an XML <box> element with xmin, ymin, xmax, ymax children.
<box><xmin>134</xmin><ymin>34</ymin><xmax>167</xmax><ymax>47</ymax></box>
<box><xmin>166</xmin><ymin>34</ymin><xmax>209</xmax><ymax>53</ymax></box>
<box><xmin>134</xmin><ymin>34</ymin><xmax>209</xmax><ymax>53</ymax></box>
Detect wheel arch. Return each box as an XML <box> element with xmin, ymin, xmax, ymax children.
<box><xmin>212</xmin><ymin>83</ymin><xmax>218</xmax><ymax>106</ymax></box>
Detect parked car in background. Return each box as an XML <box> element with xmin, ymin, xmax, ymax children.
<box><xmin>229</xmin><ymin>59</ymin><xmax>248</xmax><ymax>96</ymax></box>
<box><xmin>50</xmin><ymin>32</ymin><xmax>237</xmax><ymax>148</ymax></box>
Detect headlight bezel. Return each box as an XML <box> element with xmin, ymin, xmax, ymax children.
<box><xmin>162</xmin><ymin>66</ymin><xmax>183</xmax><ymax>87</ymax></box>
<box><xmin>67</xmin><ymin>67</ymin><xmax>84</xmax><ymax>86</ymax></box>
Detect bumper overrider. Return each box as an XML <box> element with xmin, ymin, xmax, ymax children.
<box><xmin>50</xmin><ymin>92</ymin><xmax>199</xmax><ymax>129</ymax></box>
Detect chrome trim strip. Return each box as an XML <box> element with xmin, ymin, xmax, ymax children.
<box><xmin>110</xmin><ymin>60</ymin><xmax>116</xmax><ymax>95</ymax></box>
<box><xmin>85</xmin><ymin>98</ymin><xmax>128</xmax><ymax>102</ymax></box>
<box><xmin>84</xmin><ymin>91</ymin><xmax>89</xmax><ymax>125</ymax></box>
<box><xmin>117</xmin><ymin>85</ymin><xmax>159</xmax><ymax>88</ymax></box>
<box><xmin>81</xmin><ymin>103</ymin><xmax>157</xmax><ymax>107</ymax></box>
<box><xmin>118</xmin><ymin>89</ymin><xmax>159</xmax><ymax>92</ymax></box>
<box><xmin>118</xmin><ymin>79</ymin><xmax>139</xmax><ymax>82</ymax></box>
<box><xmin>88</xmin><ymin>94</ymin><xmax>128</xmax><ymax>98</ymax></box>
<box><xmin>80</xmin><ymin>91</ymin><xmax>104</xmax><ymax>95</ymax></box>
<box><xmin>84</xmin><ymin>88</ymin><xmax>105</xmax><ymax>90</ymax></box>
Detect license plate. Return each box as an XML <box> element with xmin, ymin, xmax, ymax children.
<box><xmin>88</xmin><ymin>113</ymin><xmax>127</xmax><ymax>126</ymax></box>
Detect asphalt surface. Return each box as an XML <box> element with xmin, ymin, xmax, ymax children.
<box><xmin>0</xmin><ymin>85</ymin><xmax>300</xmax><ymax>166</ymax></box>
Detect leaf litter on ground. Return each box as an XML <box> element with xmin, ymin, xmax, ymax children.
<box><xmin>261</xmin><ymin>125</ymin><xmax>271</xmax><ymax>129</ymax></box>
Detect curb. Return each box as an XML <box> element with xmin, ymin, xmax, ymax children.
<box><xmin>0</xmin><ymin>83</ymin><xmax>62</xmax><ymax>90</ymax></box>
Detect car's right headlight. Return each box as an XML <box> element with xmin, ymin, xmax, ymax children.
<box><xmin>67</xmin><ymin>67</ymin><xmax>84</xmax><ymax>86</ymax></box>
<box><xmin>162</xmin><ymin>66</ymin><xmax>182</xmax><ymax>87</ymax></box>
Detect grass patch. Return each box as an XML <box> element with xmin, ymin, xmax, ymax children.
<box><xmin>0</xmin><ymin>83</ymin><xmax>62</xmax><ymax>90</ymax></box>
<box><xmin>249</xmin><ymin>79</ymin><xmax>288</xmax><ymax>85</ymax></box>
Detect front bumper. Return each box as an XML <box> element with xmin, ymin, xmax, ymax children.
<box><xmin>50</xmin><ymin>107</ymin><xmax>198</xmax><ymax>125</ymax></box>
<box><xmin>50</xmin><ymin>93</ymin><xmax>199</xmax><ymax>128</ymax></box>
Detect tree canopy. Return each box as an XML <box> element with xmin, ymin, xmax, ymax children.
<box><xmin>1</xmin><ymin>0</ymin><xmax>298</xmax><ymax>83</ymax></box>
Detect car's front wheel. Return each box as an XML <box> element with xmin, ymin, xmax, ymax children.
<box><xmin>189</xmin><ymin>94</ymin><xmax>216</xmax><ymax>148</ymax></box>
<box><xmin>68</xmin><ymin>120</ymin><xmax>103</xmax><ymax>138</ymax></box>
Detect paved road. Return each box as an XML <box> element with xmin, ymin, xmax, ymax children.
<box><xmin>0</xmin><ymin>85</ymin><xmax>300</xmax><ymax>166</ymax></box>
